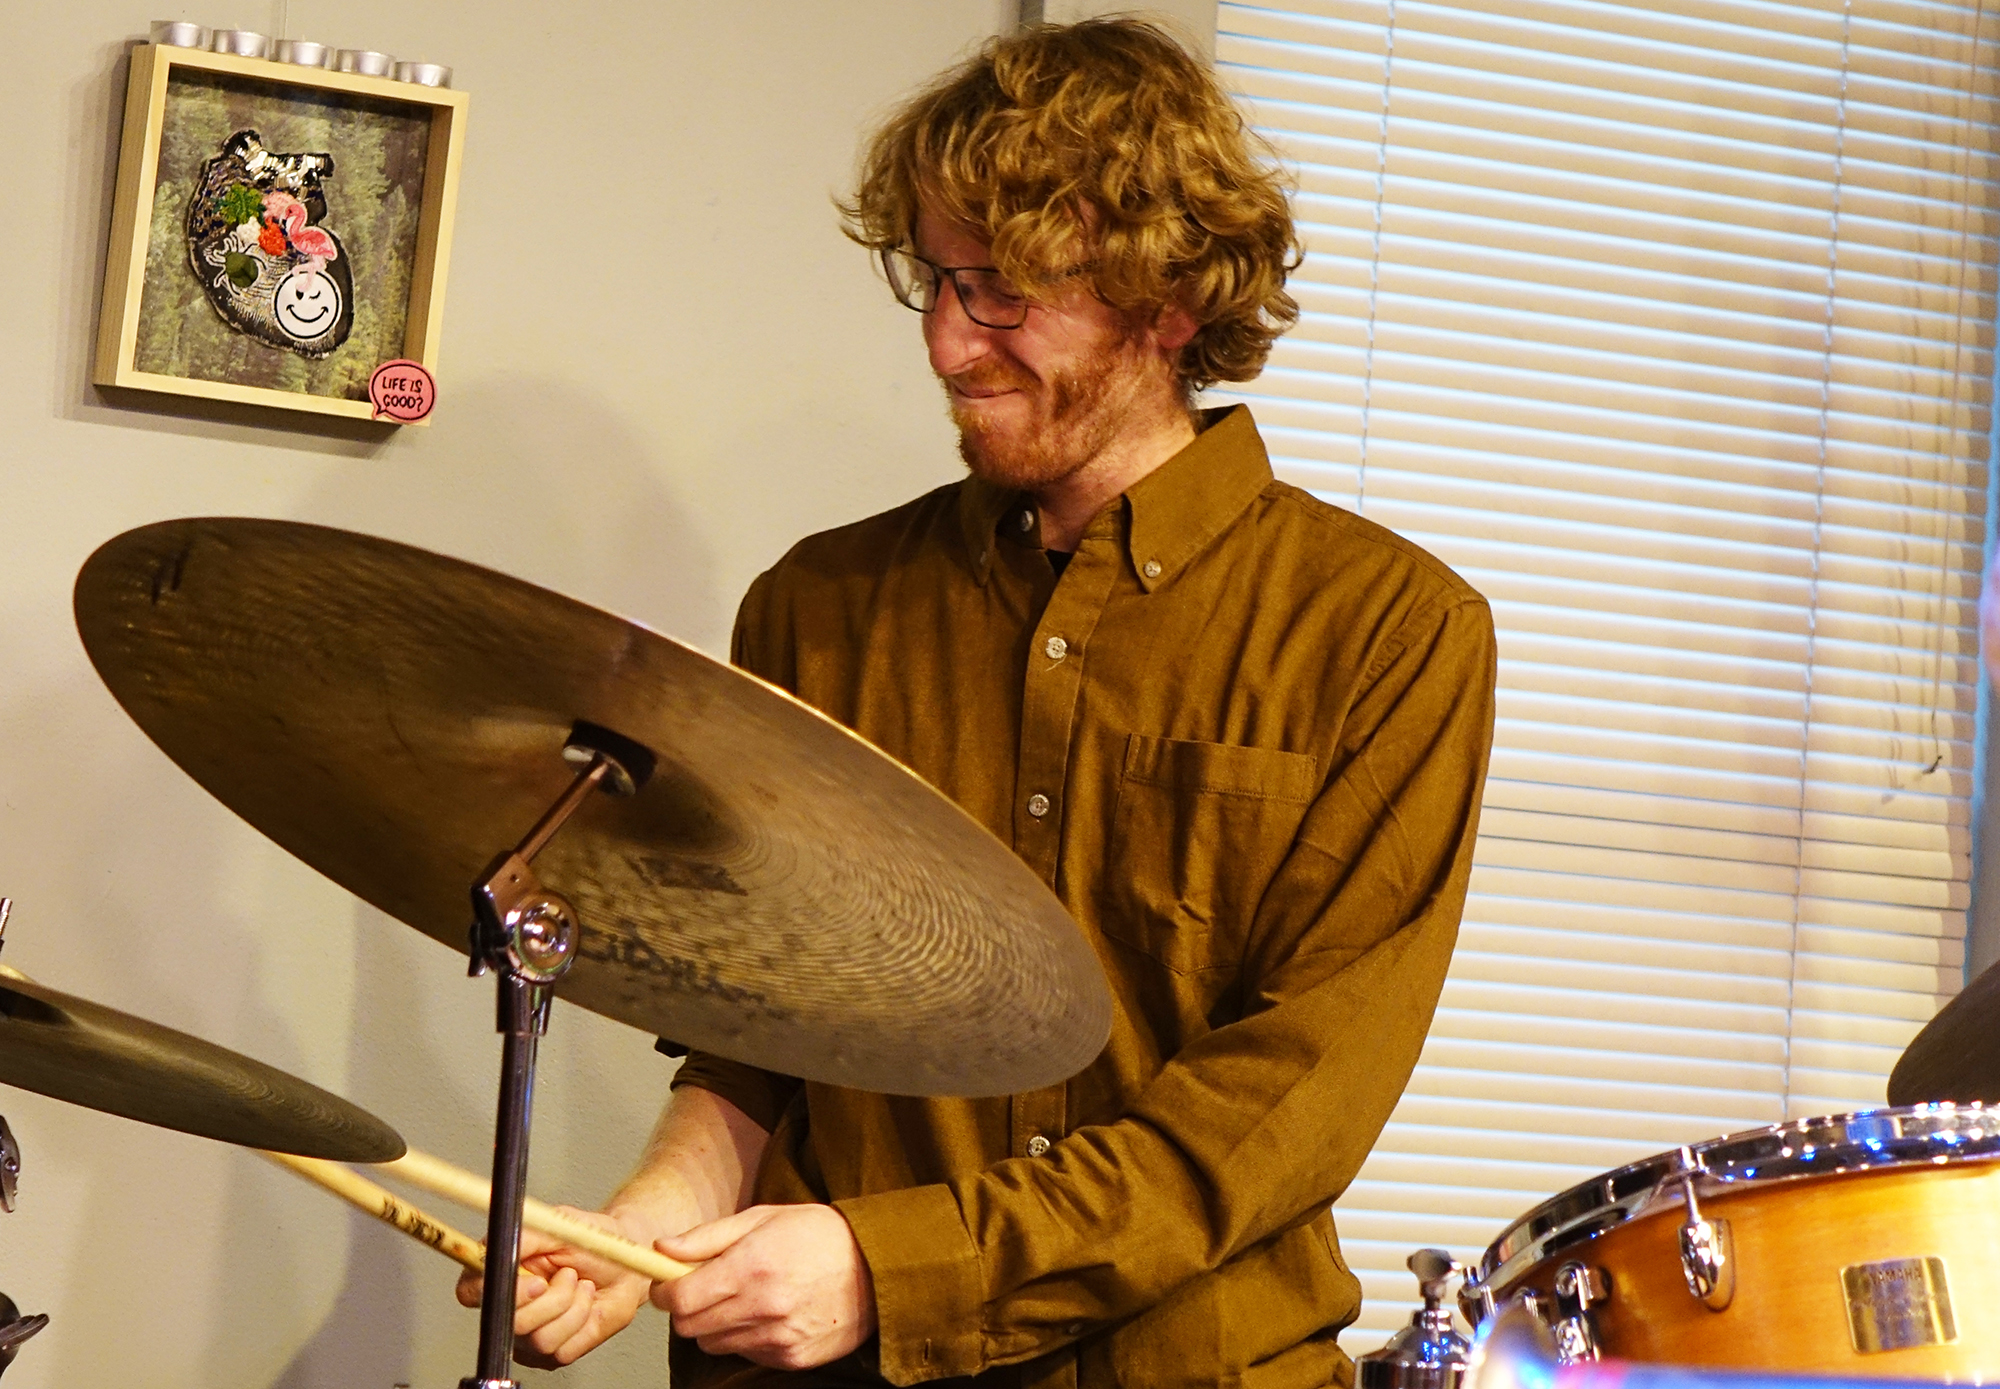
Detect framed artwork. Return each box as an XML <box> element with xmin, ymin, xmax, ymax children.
<box><xmin>93</xmin><ymin>43</ymin><xmax>467</xmax><ymax>423</ymax></box>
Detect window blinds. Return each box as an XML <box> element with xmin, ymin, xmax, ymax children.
<box><xmin>1212</xmin><ymin>0</ymin><xmax>1999</xmax><ymax>1349</ymax></box>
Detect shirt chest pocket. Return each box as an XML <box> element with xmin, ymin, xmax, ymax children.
<box><xmin>1103</xmin><ymin>734</ymin><xmax>1319</xmax><ymax>975</ymax></box>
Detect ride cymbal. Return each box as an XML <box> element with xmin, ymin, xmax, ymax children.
<box><xmin>0</xmin><ymin>972</ymin><xmax>403</xmax><ymax>1162</ymax></box>
<box><xmin>74</xmin><ymin>518</ymin><xmax>1110</xmax><ymax>1097</ymax></box>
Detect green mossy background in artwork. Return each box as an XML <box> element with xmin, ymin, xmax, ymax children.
<box><xmin>134</xmin><ymin>69</ymin><xmax>430</xmax><ymax>401</ymax></box>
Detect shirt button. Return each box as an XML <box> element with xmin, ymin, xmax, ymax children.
<box><xmin>1142</xmin><ymin>559</ymin><xmax>1162</xmax><ymax>579</ymax></box>
<box><xmin>1044</xmin><ymin>635</ymin><xmax>1068</xmax><ymax>661</ymax></box>
<box><xmin>1067</xmin><ymin>1322</ymin><xmax>1085</xmax><ymax>1337</ymax></box>
<box><xmin>1018</xmin><ymin>510</ymin><xmax>1035</xmax><ymax>532</ymax></box>
<box><xmin>1026</xmin><ymin>1135</ymin><xmax>1051</xmax><ymax>1157</ymax></box>
<box><xmin>1026</xmin><ymin>793</ymin><xmax>1051</xmax><ymax>818</ymax></box>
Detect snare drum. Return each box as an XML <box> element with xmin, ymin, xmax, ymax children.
<box><xmin>1462</xmin><ymin>1104</ymin><xmax>2000</xmax><ymax>1381</ymax></box>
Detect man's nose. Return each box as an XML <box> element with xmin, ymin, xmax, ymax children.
<box><xmin>924</xmin><ymin>276</ymin><xmax>993</xmax><ymax>376</ymax></box>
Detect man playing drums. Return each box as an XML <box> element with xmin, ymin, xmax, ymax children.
<box><xmin>459</xmin><ymin>18</ymin><xmax>1496</xmax><ymax>1387</ymax></box>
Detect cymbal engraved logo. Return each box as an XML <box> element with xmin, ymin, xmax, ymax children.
<box><xmin>578</xmin><ymin>930</ymin><xmax>789</xmax><ymax>1021</ymax></box>
<box><xmin>632</xmin><ymin>856</ymin><xmax>748</xmax><ymax>897</ymax></box>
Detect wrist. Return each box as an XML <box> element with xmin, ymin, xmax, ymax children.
<box><xmin>605</xmin><ymin>1170</ymin><xmax>702</xmax><ymax>1244</ymax></box>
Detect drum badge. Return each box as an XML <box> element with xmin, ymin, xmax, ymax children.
<box><xmin>1841</xmin><ymin>1256</ymin><xmax>1956</xmax><ymax>1353</ymax></box>
<box><xmin>185</xmin><ymin>130</ymin><xmax>355</xmax><ymax>359</ymax></box>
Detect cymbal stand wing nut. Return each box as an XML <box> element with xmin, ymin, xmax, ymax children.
<box><xmin>1357</xmin><ymin>1249</ymin><xmax>1472</xmax><ymax>1389</ymax></box>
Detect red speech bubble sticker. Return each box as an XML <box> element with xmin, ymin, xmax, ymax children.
<box><xmin>369</xmin><ymin>360</ymin><xmax>436</xmax><ymax>422</ymax></box>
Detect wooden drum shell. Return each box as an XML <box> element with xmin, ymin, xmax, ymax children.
<box><xmin>1497</xmin><ymin>1160</ymin><xmax>2000</xmax><ymax>1382</ymax></box>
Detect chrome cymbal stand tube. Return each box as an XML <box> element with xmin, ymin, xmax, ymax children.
<box><xmin>460</xmin><ymin>725</ymin><xmax>653</xmax><ymax>1389</ymax></box>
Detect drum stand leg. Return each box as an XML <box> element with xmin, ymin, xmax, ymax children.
<box><xmin>458</xmin><ymin>726</ymin><xmax>653</xmax><ymax>1389</ymax></box>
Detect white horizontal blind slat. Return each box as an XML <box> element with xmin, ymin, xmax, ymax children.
<box><xmin>1216</xmin><ymin>0</ymin><xmax>1995</xmax><ymax>1353</ymax></box>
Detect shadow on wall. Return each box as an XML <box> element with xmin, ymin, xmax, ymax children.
<box><xmin>235</xmin><ymin>377</ymin><xmax>714</xmax><ymax>1386</ymax></box>
<box><xmin>36</xmin><ymin>31</ymin><xmax>725</xmax><ymax>1389</ymax></box>
<box><xmin>255</xmin><ymin>902</ymin><xmax>678</xmax><ymax>1389</ymax></box>
<box><xmin>54</xmin><ymin>26</ymin><xmax>725</xmax><ymax>644</ymax></box>
<box><xmin>1</xmin><ymin>372</ymin><xmax>713</xmax><ymax>1384</ymax></box>
<box><xmin>287</xmin><ymin>371</ymin><xmax>728</xmax><ymax>652</ymax></box>
<box><xmin>52</xmin><ymin>34</ymin><xmax>784</xmax><ymax>658</ymax></box>
<box><xmin>261</xmin><ymin>917</ymin><xmax>470</xmax><ymax>1389</ymax></box>
<box><xmin>0</xmin><ymin>710</ymin><xmax>368</xmax><ymax>1387</ymax></box>
<box><xmin>264</xmin><ymin>1207</ymin><xmax>420</xmax><ymax>1389</ymax></box>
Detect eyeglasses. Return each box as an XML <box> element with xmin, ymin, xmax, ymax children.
<box><xmin>881</xmin><ymin>246</ymin><xmax>1030</xmax><ymax>330</ymax></box>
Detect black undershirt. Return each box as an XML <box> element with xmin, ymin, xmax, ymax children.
<box><xmin>1048</xmin><ymin>549</ymin><xmax>1073</xmax><ymax>577</ymax></box>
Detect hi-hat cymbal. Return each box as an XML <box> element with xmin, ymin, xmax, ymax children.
<box><xmin>74</xmin><ymin>518</ymin><xmax>1111</xmax><ymax>1097</ymax></box>
<box><xmin>1889</xmin><ymin>954</ymin><xmax>2000</xmax><ymax>1106</ymax></box>
<box><xmin>0</xmin><ymin>971</ymin><xmax>403</xmax><ymax>1162</ymax></box>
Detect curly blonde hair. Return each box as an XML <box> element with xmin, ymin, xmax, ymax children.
<box><xmin>841</xmin><ymin>18</ymin><xmax>1300</xmax><ymax>395</ymax></box>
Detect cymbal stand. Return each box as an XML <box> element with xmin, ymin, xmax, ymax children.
<box><xmin>461</xmin><ymin>726</ymin><xmax>652</xmax><ymax>1389</ymax></box>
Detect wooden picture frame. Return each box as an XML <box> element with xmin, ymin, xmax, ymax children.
<box><xmin>94</xmin><ymin>43</ymin><xmax>468</xmax><ymax>423</ymax></box>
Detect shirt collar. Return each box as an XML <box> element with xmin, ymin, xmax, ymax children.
<box><xmin>958</xmin><ymin>471</ymin><xmax>1018</xmax><ymax>585</ymax></box>
<box><xmin>1123</xmin><ymin>404</ymin><xmax>1271</xmax><ymax>592</ymax></box>
<box><xmin>957</xmin><ymin>403</ymin><xmax>1272</xmax><ymax>587</ymax></box>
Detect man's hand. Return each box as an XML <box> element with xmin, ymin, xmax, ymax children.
<box><xmin>453</xmin><ymin>1207</ymin><xmax>660</xmax><ymax>1369</ymax></box>
<box><xmin>658</xmin><ymin>1204</ymin><xmax>876</xmax><ymax>1370</ymax></box>
<box><xmin>448</xmin><ymin>1085</ymin><xmax>770</xmax><ymax>1369</ymax></box>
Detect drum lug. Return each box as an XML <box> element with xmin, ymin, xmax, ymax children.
<box><xmin>1677</xmin><ymin>1177</ymin><xmax>1735</xmax><ymax>1311</ymax></box>
<box><xmin>1550</xmin><ymin>1259</ymin><xmax>1610</xmax><ymax>1363</ymax></box>
<box><xmin>1458</xmin><ymin>1273</ymin><xmax>1497</xmax><ymax>1329</ymax></box>
<box><xmin>1516</xmin><ymin>1288</ymin><xmax>1554</xmax><ymax>1336</ymax></box>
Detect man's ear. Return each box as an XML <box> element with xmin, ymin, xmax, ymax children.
<box><xmin>1152</xmin><ymin>303</ymin><xmax>1199</xmax><ymax>352</ymax></box>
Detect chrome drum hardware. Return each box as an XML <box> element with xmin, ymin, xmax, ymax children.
<box><xmin>1551</xmin><ymin>1260</ymin><xmax>1611</xmax><ymax>1362</ymax></box>
<box><xmin>1457</xmin><ymin>1104</ymin><xmax>2000</xmax><ymax>1379</ymax></box>
<box><xmin>1358</xmin><ymin>1249</ymin><xmax>1474</xmax><ymax>1389</ymax></box>
<box><xmin>1675</xmin><ymin>1174</ymin><xmax>1733</xmax><ymax>1311</ymax></box>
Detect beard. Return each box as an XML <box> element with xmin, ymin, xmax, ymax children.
<box><xmin>943</xmin><ymin>330</ymin><xmax>1152</xmax><ymax>491</ymax></box>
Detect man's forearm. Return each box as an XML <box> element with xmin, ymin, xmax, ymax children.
<box><xmin>607</xmin><ymin>1085</ymin><xmax>770</xmax><ymax>1241</ymax></box>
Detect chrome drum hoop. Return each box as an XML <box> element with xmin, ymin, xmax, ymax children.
<box><xmin>1468</xmin><ymin>1102</ymin><xmax>2000</xmax><ymax>1306</ymax></box>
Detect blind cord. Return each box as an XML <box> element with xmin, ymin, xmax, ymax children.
<box><xmin>1784</xmin><ymin>0</ymin><xmax>1853</xmax><ymax>1122</ymax></box>
<box><xmin>1923</xmin><ymin>0</ymin><xmax>1991</xmax><ymax>777</ymax></box>
<box><xmin>1356</xmin><ymin>0</ymin><xmax>1398</xmax><ymax>517</ymax></box>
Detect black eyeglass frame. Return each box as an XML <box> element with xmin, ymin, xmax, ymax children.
<box><xmin>880</xmin><ymin>247</ymin><xmax>1031</xmax><ymax>331</ymax></box>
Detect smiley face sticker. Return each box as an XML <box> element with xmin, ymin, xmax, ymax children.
<box><xmin>186</xmin><ymin>130</ymin><xmax>355</xmax><ymax>358</ymax></box>
<box><xmin>274</xmin><ymin>265</ymin><xmax>344</xmax><ymax>342</ymax></box>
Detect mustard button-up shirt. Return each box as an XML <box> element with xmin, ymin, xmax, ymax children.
<box><xmin>672</xmin><ymin>407</ymin><xmax>1496</xmax><ymax>1389</ymax></box>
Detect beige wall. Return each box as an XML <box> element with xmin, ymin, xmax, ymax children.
<box><xmin>1020</xmin><ymin>0</ymin><xmax>1219</xmax><ymax>56</ymax></box>
<box><xmin>0</xmin><ymin>2</ymin><xmax>1023</xmax><ymax>1385</ymax></box>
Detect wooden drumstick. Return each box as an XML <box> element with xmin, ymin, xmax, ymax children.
<box><xmin>257</xmin><ymin>1149</ymin><xmax>496</xmax><ymax>1273</ymax></box>
<box><xmin>380</xmin><ymin>1148</ymin><xmax>693</xmax><ymax>1284</ymax></box>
